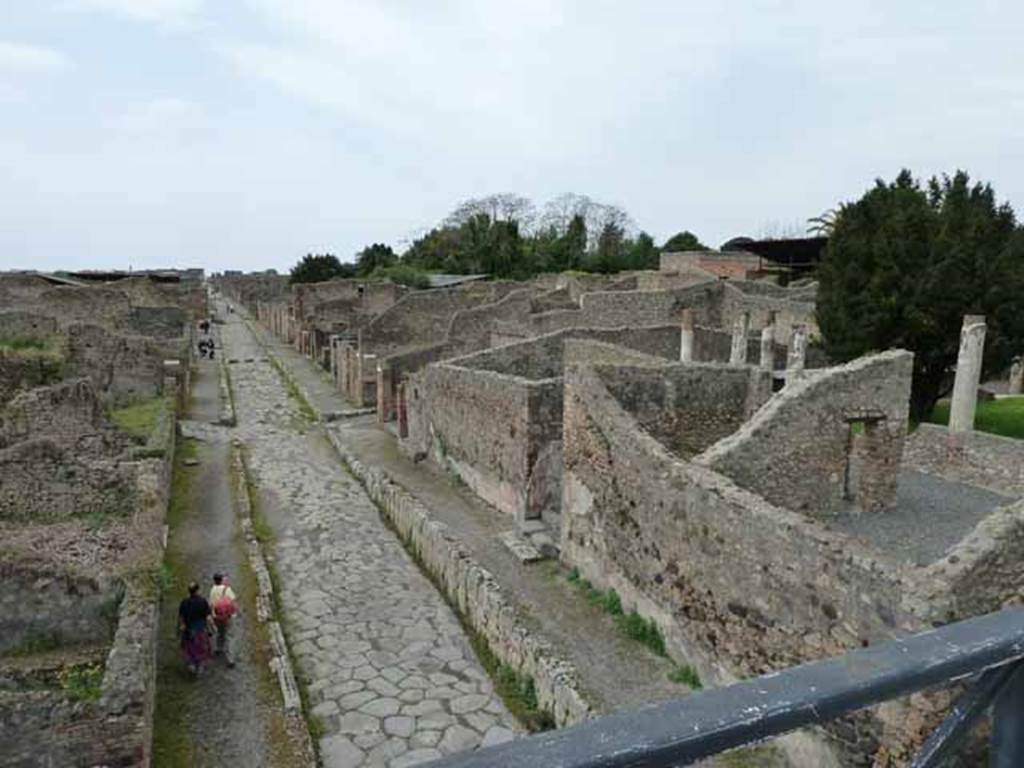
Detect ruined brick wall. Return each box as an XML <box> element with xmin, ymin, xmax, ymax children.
<box><xmin>444</xmin><ymin>287</ymin><xmax>541</xmax><ymax>355</ymax></box>
<box><xmin>698</xmin><ymin>351</ymin><xmax>913</xmax><ymax>516</ymax></box>
<box><xmin>64</xmin><ymin>324</ymin><xmax>186</xmax><ymax>405</ymax></box>
<box><xmin>903</xmin><ymin>423</ymin><xmax>1024</xmax><ymax>496</ymax></box>
<box><xmin>0</xmin><ymin>378</ymin><xmax>107</xmax><ymax>449</ymax></box>
<box><xmin>720</xmin><ymin>282</ymin><xmax>819</xmax><ymax>343</ymax></box>
<box><xmin>32</xmin><ymin>286</ymin><xmax>133</xmax><ymax>328</ymax></box>
<box><xmin>457</xmin><ymin>325</ymin><xmax>682</xmax><ymax>380</ymax></box>
<box><xmin>594</xmin><ymin>362</ymin><xmax>771</xmax><ymax>458</ymax></box>
<box><xmin>405</xmin><ymin>363</ymin><xmax>544</xmax><ymax>519</ymax></box>
<box><xmin>0</xmin><ymin>311</ymin><xmax>59</xmax><ymax>341</ymax></box>
<box><xmin>0</xmin><ymin>564</ymin><xmax>121</xmax><ymax>654</ymax></box>
<box><xmin>0</xmin><ymin>348</ymin><xmax>65</xmax><ymax>405</ymax></box>
<box><xmin>361</xmin><ymin>286</ymin><xmax>496</xmax><ymax>354</ymax></box>
<box><xmin>125</xmin><ymin>306</ymin><xmax>188</xmax><ymax>338</ymax></box>
<box><xmin>560</xmin><ymin>361</ymin><xmax>923</xmax><ymax>763</ymax></box>
<box><xmin>0</xmin><ymin>440</ymin><xmax>138</xmax><ymax>521</ymax></box>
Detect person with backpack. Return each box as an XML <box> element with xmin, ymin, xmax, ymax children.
<box><xmin>209</xmin><ymin>572</ymin><xmax>238</xmax><ymax>667</ymax></box>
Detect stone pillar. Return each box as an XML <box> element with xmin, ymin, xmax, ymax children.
<box><xmin>162</xmin><ymin>359</ymin><xmax>185</xmax><ymax>410</ymax></box>
<box><xmin>377</xmin><ymin>362</ymin><xmax>394</xmax><ymax>423</ymax></box>
<box><xmin>1009</xmin><ymin>358</ymin><xmax>1023</xmax><ymax>395</ymax></box>
<box><xmin>729</xmin><ymin>311</ymin><xmax>751</xmax><ymax>365</ymax></box>
<box><xmin>759</xmin><ymin>311</ymin><xmax>777</xmax><ymax>371</ymax></box>
<box><xmin>679</xmin><ymin>309</ymin><xmax>694</xmax><ymax>363</ymax></box>
<box><xmin>949</xmin><ymin>314</ymin><xmax>987</xmax><ymax>434</ymax></box>
<box><xmin>786</xmin><ymin>324</ymin><xmax>807</xmax><ymax>381</ymax></box>
<box><xmin>397</xmin><ymin>383</ymin><xmax>409</xmax><ymax>438</ymax></box>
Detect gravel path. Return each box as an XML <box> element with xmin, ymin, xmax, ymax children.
<box><xmin>832</xmin><ymin>469</ymin><xmax>1017</xmax><ymax>565</ymax></box>
<box><xmin>220</xmin><ymin>306</ymin><xmax>517</xmax><ymax>767</ymax></box>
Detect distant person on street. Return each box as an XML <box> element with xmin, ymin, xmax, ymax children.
<box><xmin>209</xmin><ymin>572</ymin><xmax>238</xmax><ymax>667</ymax></box>
<box><xmin>178</xmin><ymin>581</ymin><xmax>211</xmax><ymax>675</ymax></box>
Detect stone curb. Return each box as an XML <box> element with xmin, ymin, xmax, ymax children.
<box><xmin>232</xmin><ymin>448</ymin><xmax>305</xmax><ymax>720</ymax></box>
<box><xmin>255</xmin><ymin>315</ymin><xmax>593</xmax><ymax>727</ymax></box>
<box><xmin>326</xmin><ymin>429</ymin><xmax>593</xmax><ymax>729</ymax></box>
<box><xmin>217</xmin><ymin>356</ymin><xmax>237</xmax><ymax>427</ymax></box>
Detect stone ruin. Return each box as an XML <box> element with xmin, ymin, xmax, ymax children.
<box><xmin>215</xmin><ymin>257</ymin><xmax>1024</xmax><ymax>765</ymax></box>
<box><xmin>0</xmin><ymin>271</ymin><xmax>202</xmax><ymax>766</ymax></box>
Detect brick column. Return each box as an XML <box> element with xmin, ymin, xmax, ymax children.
<box><xmin>786</xmin><ymin>324</ymin><xmax>807</xmax><ymax>382</ymax></box>
<box><xmin>729</xmin><ymin>311</ymin><xmax>750</xmax><ymax>365</ymax></box>
<box><xmin>759</xmin><ymin>311</ymin><xmax>777</xmax><ymax>371</ymax></box>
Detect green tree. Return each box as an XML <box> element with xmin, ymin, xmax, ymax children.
<box><xmin>591</xmin><ymin>222</ymin><xmax>627</xmax><ymax>273</ymax></box>
<box><xmin>562</xmin><ymin>214</ymin><xmax>587</xmax><ymax>271</ymax></box>
<box><xmin>817</xmin><ymin>169</ymin><xmax>1024</xmax><ymax>421</ymax></box>
<box><xmin>662</xmin><ymin>231</ymin><xmax>707</xmax><ymax>251</ymax></box>
<box><xmin>355</xmin><ymin>243</ymin><xmax>396</xmax><ymax>276</ymax></box>
<box><xmin>628</xmin><ymin>231</ymin><xmax>659</xmax><ymax>270</ymax></box>
<box><xmin>288</xmin><ymin>253</ymin><xmax>355</xmax><ymax>284</ymax></box>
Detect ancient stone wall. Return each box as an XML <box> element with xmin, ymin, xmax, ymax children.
<box><xmin>405</xmin><ymin>363</ymin><xmax>541</xmax><ymax>519</ymax></box>
<box><xmin>0</xmin><ymin>348</ymin><xmax>65</xmax><ymax>405</ymax></box>
<box><xmin>0</xmin><ymin>311</ymin><xmax>59</xmax><ymax>341</ymax></box>
<box><xmin>720</xmin><ymin>282</ymin><xmax>819</xmax><ymax>343</ymax></box>
<box><xmin>361</xmin><ymin>287</ymin><xmax>494</xmax><ymax>354</ymax></box>
<box><xmin>560</xmin><ymin>361</ymin><xmax>922</xmax><ymax>763</ymax></box>
<box><xmin>0</xmin><ymin>563</ymin><xmax>121</xmax><ymax>654</ymax></box>
<box><xmin>594</xmin><ymin>362</ymin><xmax>771</xmax><ymax>458</ymax></box>
<box><xmin>64</xmin><ymin>324</ymin><xmax>186</xmax><ymax>406</ymax></box>
<box><xmin>0</xmin><ymin>378</ymin><xmax>105</xmax><ymax>449</ymax></box>
<box><xmin>444</xmin><ymin>287</ymin><xmax>540</xmax><ymax>355</ymax></box>
<box><xmin>698</xmin><ymin>351</ymin><xmax>913</xmax><ymax>516</ymax></box>
<box><xmin>903</xmin><ymin>423</ymin><xmax>1024</xmax><ymax>496</ymax></box>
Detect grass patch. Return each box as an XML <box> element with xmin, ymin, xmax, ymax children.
<box><xmin>0</xmin><ymin>336</ymin><xmax>62</xmax><ymax>357</ymax></box>
<box><xmin>566</xmin><ymin>570</ymin><xmax>667</xmax><ymax>657</ymax></box>
<box><xmin>668</xmin><ymin>664</ymin><xmax>702</xmax><ymax>689</ymax></box>
<box><xmin>928</xmin><ymin>397</ymin><xmax>1024</xmax><ymax>440</ymax></box>
<box><xmin>58</xmin><ymin>661</ymin><xmax>104</xmax><ymax>702</ymax></box>
<box><xmin>1</xmin><ymin>629</ymin><xmax>64</xmax><ymax>658</ymax></box>
<box><xmin>109</xmin><ymin>397</ymin><xmax>167</xmax><ymax>443</ymax></box>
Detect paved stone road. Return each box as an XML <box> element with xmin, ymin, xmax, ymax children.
<box><xmin>220</xmin><ymin>310</ymin><xmax>517</xmax><ymax>767</ymax></box>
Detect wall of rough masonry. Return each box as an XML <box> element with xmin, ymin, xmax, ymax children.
<box><xmin>405</xmin><ymin>362</ymin><xmax>546</xmax><ymax>520</ymax></box>
<box><xmin>0</xmin><ymin>403</ymin><xmax>174</xmax><ymax>767</ymax></box>
<box><xmin>594</xmin><ymin>362</ymin><xmax>772</xmax><ymax>458</ymax></box>
<box><xmin>0</xmin><ymin>564</ymin><xmax>121</xmax><ymax>654</ymax></box>
<box><xmin>63</xmin><ymin>324</ymin><xmax>187</xmax><ymax>406</ymax></box>
<box><xmin>444</xmin><ymin>287</ymin><xmax>541</xmax><ymax>355</ymax></box>
<box><xmin>903</xmin><ymin>423</ymin><xmax>1024</xmax><ymax>496</ymax></box>
<box><xmin>0</xmin><ymin>348</ymin><xmax>65</xmax><ymax>405</ymax></box>
<box><xmin>0</xmin><ymin>378</ymin><xmax>105</xmax><ymax>449</ymax></box>
<box><xmin>404</xmin><ymin>328</ymin><xmax>683</xmax><ymax>519</ymax></box>
<box><xmin>699</xmin><ymin>351</ymin><xmax>913</xmax><ymax>516</ymax></box>
<box><xmin>559</xmin><ymin>360</ymin><xmax>926</xmax><ymax>764</ymax></box>
<box><xmin>0</xmin><ymin>311</ymin><xmax>59</xmax><ymax>340</ymax></box>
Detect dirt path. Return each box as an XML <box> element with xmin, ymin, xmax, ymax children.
<box><xmin>152</xmin><ymin>346</ymin><xmax>282</xmax><ymax>767</ymax></box>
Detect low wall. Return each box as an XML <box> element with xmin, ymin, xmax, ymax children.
<box><xmin>560</xmin><ymin>361</ymin><xmax>924</xmax><ymax>764</ymax></box>
<box><xmin>405</xmin><ymin>362</ymin><xmax>552</xmax><ymax>520</ymax></box>
<box><xmin>0</xmin><ymin>347</ymin><xmax>65</xmax><ymax>406</ymax></box>
<box><xmin>0</xmin><ymin>404</ymin><xmax>174</xmax><ymax>767</ymax></box>
<box><xmin>593</xmin><ymin>362</ymin><xmax>771</xmax><ymax>458</ymax></box>
<box><xmin>903</xmin><ymin>422</ymin><xmax>1024</xmax><ymax>496</ymax></box>
<box><xmin>698</xmin><ymin>351</ymin><xmax>913</xmax><ymax>516</ymax></box>
<box><xmin>0</xmin><ymin>564</ymin><xmax>122</xmax><ymax>654</ymax></box>
<box><xmin>64</xmin><ymin>324</ymin><xmax>188</xmax><ymax>406</ymax></box>
<box><xmin>328</xmin><ymin>431</ymin><xmax>591</xmax><ymax>728</ymax></box>
<box><xmin>0</xmin><ymin>311</ymin><xmax>59</xmax><ymax>340</ymax></box>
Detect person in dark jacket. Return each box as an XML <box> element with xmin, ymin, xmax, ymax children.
<box><xmin>178</xmin><ymin>581</ymin><xmax>212</xmax><ymax>674</ymax></box>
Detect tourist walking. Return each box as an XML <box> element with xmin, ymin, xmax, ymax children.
<box><xmin>209</xmin><ymin>572</ymin><xmax>238</xmax><ymax>667</ymax></box>
<box><xmin>178</xmin><ymin>582</ymin><xmax>212</xmax><ymax>675</ymax></box>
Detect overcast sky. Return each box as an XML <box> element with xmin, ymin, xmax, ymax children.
<box><xmin>2</xmin><ymin>1</ymin><xmax>1022</xmax><ymax>273</ymax></box>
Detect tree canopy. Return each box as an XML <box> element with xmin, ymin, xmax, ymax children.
<box><xmin>289</xmin><ymin>253</ymin><xmax>355</xmax><ymax>284</ymax></box>
<box><xmin>662</xmin><ymin>231</ymin><xmax>707</xmax><ymax>251</ymax></box>
<box><xmin>355</xmin><ymin>243</ymin><xmax>396</xmax><ymax>276</ymax></box>
<box><xmin>816</xmin><ymin>169</ymin><xmax>1024</xmax><ymax>420</ymax></box>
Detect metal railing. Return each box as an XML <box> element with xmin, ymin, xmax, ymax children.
<box><xmin>428</xmin><ymin>608</ymin><xmax>1024</xmax><ymax>767</ymax></box>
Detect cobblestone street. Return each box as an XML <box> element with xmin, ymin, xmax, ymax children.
<box><xmin>220</xmin><ymin>311</ymin><xmax>516</xmax><ymax>767</ymax></box>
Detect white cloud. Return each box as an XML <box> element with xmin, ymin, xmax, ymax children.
<box><xmin>0</xmin><ymin>42</ymin><xmax>71</xmax><ymax>74</ymax></box>
<box><xmin>61</xmin><ymin>0</ymin><xmax>203</xmax><ymax>26</ymax></box>
<box><xmin>114</xmin><ymin>96</ymin><xmax>198</xmax><ymax>138</ymax></box>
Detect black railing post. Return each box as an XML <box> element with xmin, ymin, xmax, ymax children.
<box><xmin>992</xmin><ymin>663</ymin><xmax>1024</xmax><ymax>767</ymax></box>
